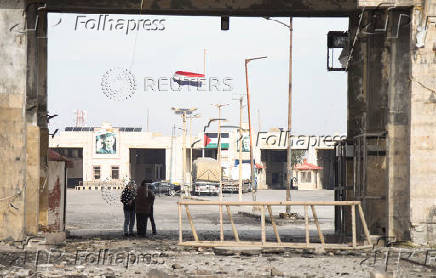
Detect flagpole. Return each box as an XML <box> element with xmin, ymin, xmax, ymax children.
<box><xmin>203</xmin><ymin>49</ymin><xmax>206</xmax><ymax>75</ymax></box>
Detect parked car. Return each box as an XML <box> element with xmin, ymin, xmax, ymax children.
<box><xmin>149</xmin><ymin>181</ymin><xmax>180</xmax><ymax>196</ymax></box>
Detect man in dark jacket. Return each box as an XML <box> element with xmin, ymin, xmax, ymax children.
<box><xmin>135</xmin><ymin>179</ymin><xmax>156</xmax><ymax>237</ymax></box>
<box><xmin>120</xmin><ymin>181</ymin><xmax>136</xmax><ymax>236</ymax></box>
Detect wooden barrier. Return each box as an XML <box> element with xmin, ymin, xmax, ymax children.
<box><xmin>177</xmin><ymin>200</ymin><xmax>372</xmax><ymax>249</ymax></box>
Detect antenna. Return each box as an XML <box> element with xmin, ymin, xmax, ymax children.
<box><xmin>74</xmin><ymin>109</ymin><xmax>87</xmax><ymax>127</ymax></box>
<box><xmin>147</xmin><ymin>108</ymin><xmax>150</xmax><ymax>132</ymax></box>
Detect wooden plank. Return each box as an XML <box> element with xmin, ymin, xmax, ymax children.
<box><xmin>184</xmin><ymin>205</ymin><xmax>199</xmax><ymax>241</ymax></box>
<box><xmin>357</xmin><ymin>203</ymin><xmax>372</xmax><ymax>245</ymax></box>
<box><xmin>178</xmin><ymin>203</ymin><xmax>183</xmax><ymax>243</ymax></box>
<box><xmin>219</xmin><ymin>205</ymin><xmax>224</xmax><ymax>241</ymax></box>
<box><xmin>310</xmin><ymin>205</ymin><xmax>325</xmax><ymax>246</ymax></box>
<box><xmin>226</xmin><ymin>205</ymin><xmax>239</xmax><ymax>242</ymax></box>
<box><xmin>267</xmin><ymin>205</ymin><xmax>281</xmax><ymax>243</ymax></box>
<box><xmin>351</xmin><ymin>204</ymin><xmax>356</xmax><ymax>248</ymax></box>
<box><xmin>304</xmin><ymin>205</ymin><xmax>309</xmax><ymax>247</ymax></box>
<box><xmin>178</xmin><ymin>201</ymin><xmax>362</xmax><ymax>206</ymax></box>
<box><xmin>261</xmin><ymin>205</ymin><xmax>266</xmax><ymax>244</ymax></box>
<box><xmin>178</xmin><ymin>241</ymin><xmax>373</xmax><ymax>250</ymax></box>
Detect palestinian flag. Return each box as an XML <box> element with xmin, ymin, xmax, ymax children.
<box><xmin>173</xmin><ymin>71</ymin><xmax>205</xmax><ymax>87</ymax></box>
<box><xmin>204</xmin><ymin>133</ymin><xmax>229</xmax><ymax>149</ymax></box>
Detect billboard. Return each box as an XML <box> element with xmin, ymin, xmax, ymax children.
<box><xmin>241</xmin><ymin>133</ymin><xmax>250</xmax><ymax>152</ymax></box>
<box><xmin>95</xmin><ymin>128</ymin><xmax>117</xmax><ymax>154</ymax></box>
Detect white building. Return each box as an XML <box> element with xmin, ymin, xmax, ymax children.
<box><xmin>50</xmin><ymin>123</ymin><xmax>339</xmax><ymax>190</ymax></box>
<box><xmin>49</xmin><ymin>122</ymin><xmax>246</xmax><ymax>188</ymax></box>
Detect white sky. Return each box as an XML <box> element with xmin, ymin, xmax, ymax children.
<box><xmin>47</xmin><ymin>14</ymin><xmax>348</xmax><ymax>136</ymax></box>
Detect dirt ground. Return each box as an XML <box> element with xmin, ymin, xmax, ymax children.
<box><xmin>66</xmin><ymin>189</ymin><xmax>335</xmax><ymax>240</ymax></box>
<box><xmin>0</xmin><ymin>190</ymin><xmax>434</xmax><ymax>277</ymax></box>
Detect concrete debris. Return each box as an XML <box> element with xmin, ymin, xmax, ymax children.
<box><xmin>270</xmin><ymin>267</ymin><xmax>284</xmax><ymax>276</ymax></box>
<box><xmin>0</xmin><ymin>239</ymin><xmax>433</xmax><ymax>277</ymax></box>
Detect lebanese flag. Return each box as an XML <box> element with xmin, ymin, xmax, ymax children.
<box><xmin>173</xmin><ymin>71</ymin><xmax>205</xmax><ymax>87</ymax></box>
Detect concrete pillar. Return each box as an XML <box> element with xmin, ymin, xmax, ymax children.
<box><xmin>347</xmin><ymin>10</ymin><xmax>411</xmax><ymax>240</ymax></box>
<box><xmin>347</xmin><ymin>12</ymin><xmax>367</xmax><ymax>139</ymax></box>
<box><xmin>47</xmin><ymin>161</ymin><xmax>65</xmax><ymax>232</ymax></box>
<box><xmin>386</xmin><ymin>10</ymin><xmax>411</xmax><ymax>241</ymax></box>
<box><xmin>25</xmin><ymin>124</ymin><xmax>40</xmax><ymax>235</ymax></box>
<box><xmin>0</xmin><ymin>1</ymin><xmax>27</xmax><ymax>241</ymax></box>
<box><xmin>409</xmin><ymin>5</ymin><xmax>436</xmax><ymax>245</ymax></box>
<box><xmin>37</xmin><ymin>9</ymin><xmax>49</xmax><ymax>231</ymax></box>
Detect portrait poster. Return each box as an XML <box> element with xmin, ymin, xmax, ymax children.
<box><xmin>95</xmin><ymin>128</ymin><xmax>118</xmax><ymax>155</ymax></box>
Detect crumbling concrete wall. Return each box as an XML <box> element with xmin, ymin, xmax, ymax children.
<box><xmin>47</xmin><ymin>161</ymin><xmax>65</xmax><ymax>232</ymax></box>
<box><xmin>409</xmin><ymin>3</ymin><xmax>436</xmax><ymax>245</ymax></box>
<box><xmin>0</xmin><ymin>1</ymin><xmax>27</xmax><ymax>241</ymax></box>
<box><xmin>25</xmin><ymin>124</ymin><xmax>40</xmax><ymax>235</ymax></box>
<box><xmin>347</xmin><ymin>8</ymin><xmax>412</xmax><ymax>240</ymax></box>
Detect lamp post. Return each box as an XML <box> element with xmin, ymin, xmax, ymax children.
<box><xmin>212</xmin><ymin>104</ymin><xmax>229</xmax><ymax>202</ymax></box>
<box><xmin>188</xmin><ymin>113</ymin><xmax>200</xmax><ymax>195</ymax></box>
<box><xmin>264</xmin><ymin>16</ymin><xmax>293</xmax><ymax>214</ymax></box>
<box><xmin>172</xmin><ymin>107</ymin><xmax>197</xmax><ymax>196</ymax></box>
<box><xmin>245</xmin><ymin>56</ymin><xmax>267</xmax><ymax>202</ymax></box>
<box><xmin>221</xmin><ymin>125</ymin><xmax>249</xmax><ymax>201</ymax></box>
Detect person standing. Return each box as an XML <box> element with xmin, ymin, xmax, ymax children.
<box><xmin>135</xmin><ymin>179</ymin><xmax>155</xmax><ymax>237</ymax></box>
<box><xmin>120</xmin><ymin>181</ymin><xmax>136</xmax><ymax>237</ymax></box>
<box><xmin>149</xmin><ymin>193</ymin><xmax>157</xmax><ymax>235</ymax></box>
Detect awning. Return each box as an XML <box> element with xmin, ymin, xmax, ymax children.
<box><xmin>294</xmin><ymin>159</ymin><xmax>322</xmax><ymax>170</ymax></box>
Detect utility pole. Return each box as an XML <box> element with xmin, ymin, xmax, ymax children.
<box><xmin>203</xmin><ymin>49</ymin><xmax>207</xmax><ymax>75</ymax></box>
<box><xmin>245</xmin><ymin>56</ymin><xmax>267</xmax><ymax>202</ymax></box>
<box><xmin>263</xmin><ymin>16</ymin><xmax>294</xmax><ymax>215</ymax></box>
<box><xmin>170</xmin><ymin>125</ymin><xmax>175</xmax><ymax>183</ymax></box>
<box><xmin>147</xmin><ymin>108</ymin><xmax>150</xmax><ymax>132</ymax></box>
<box><xmin>189</xmin><ymin>114</ymin><xmax>200</xmax><ymax>196</ymax></box>
<box><xmin>172</xmin><ymin>107</ymin><xmax>197</xmax><ymax>196</ymax></box>
<box><xmin>214</xmin><ymin>103</ymin><xmax>228</xmax><ymax>242</ymax></box>
<box><xmin>182</xmin><ymin>114</ymin><xmax>187</xmax><ymax>196</ymax></box>
<box><xmin>213</xmin><ymin>104</ymin><xmax>229</xmax><ymax>201</ymax></box>
<box><xmin>238</xmin><ymin>96</ymin><xmax>243</xmax><ymax>201</ymax></box>
<box><xmin>286</xmin><ymin>17</ymin><xmax>293</xmax><ymax>214</ymax></box>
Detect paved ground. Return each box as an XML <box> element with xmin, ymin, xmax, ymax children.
<box><xmin>66</xmin><ymin>189</ymin><xmax>335</xmax><ymax>241</ymax></box>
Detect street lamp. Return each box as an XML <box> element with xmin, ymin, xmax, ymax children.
<box><xmin>245</xmin><ymin>56</ymin><xmax>267</xmax><ymax>202</ymax></box>
<box><xmin>221</xmin><ymin>125</ymin><xmax>249</xmax><ymax>201</ymax></box>
<box><xmin>188</xmin><ymin>113</ymin><xmax>201</xmax><ymax>195</ymax></box>
<box><xmin>264</xmin><ymin>16</ymin><xmax>294</xmax><ymax>214</ymax></box>
<box><xmin>172</xmin><ymin>107</ymin><xmax>197</xmax><ymax>197</ymax></box>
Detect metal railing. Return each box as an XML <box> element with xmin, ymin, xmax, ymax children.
<box><xmin>177</xmin><ymin>200</ymin><xmax>372</xmax><ymax>249</ymax></box>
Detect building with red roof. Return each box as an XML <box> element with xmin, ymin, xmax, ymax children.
<box><xmin>293</xmin><ymin>159</ymin><xmax>323</xmax><ymax>190</ymax></box>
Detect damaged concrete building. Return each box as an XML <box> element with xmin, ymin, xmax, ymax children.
<box><xmin>0</xmin><ymin>0</ymin><xmax>435</xmax><ymax>246</ymax></box>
